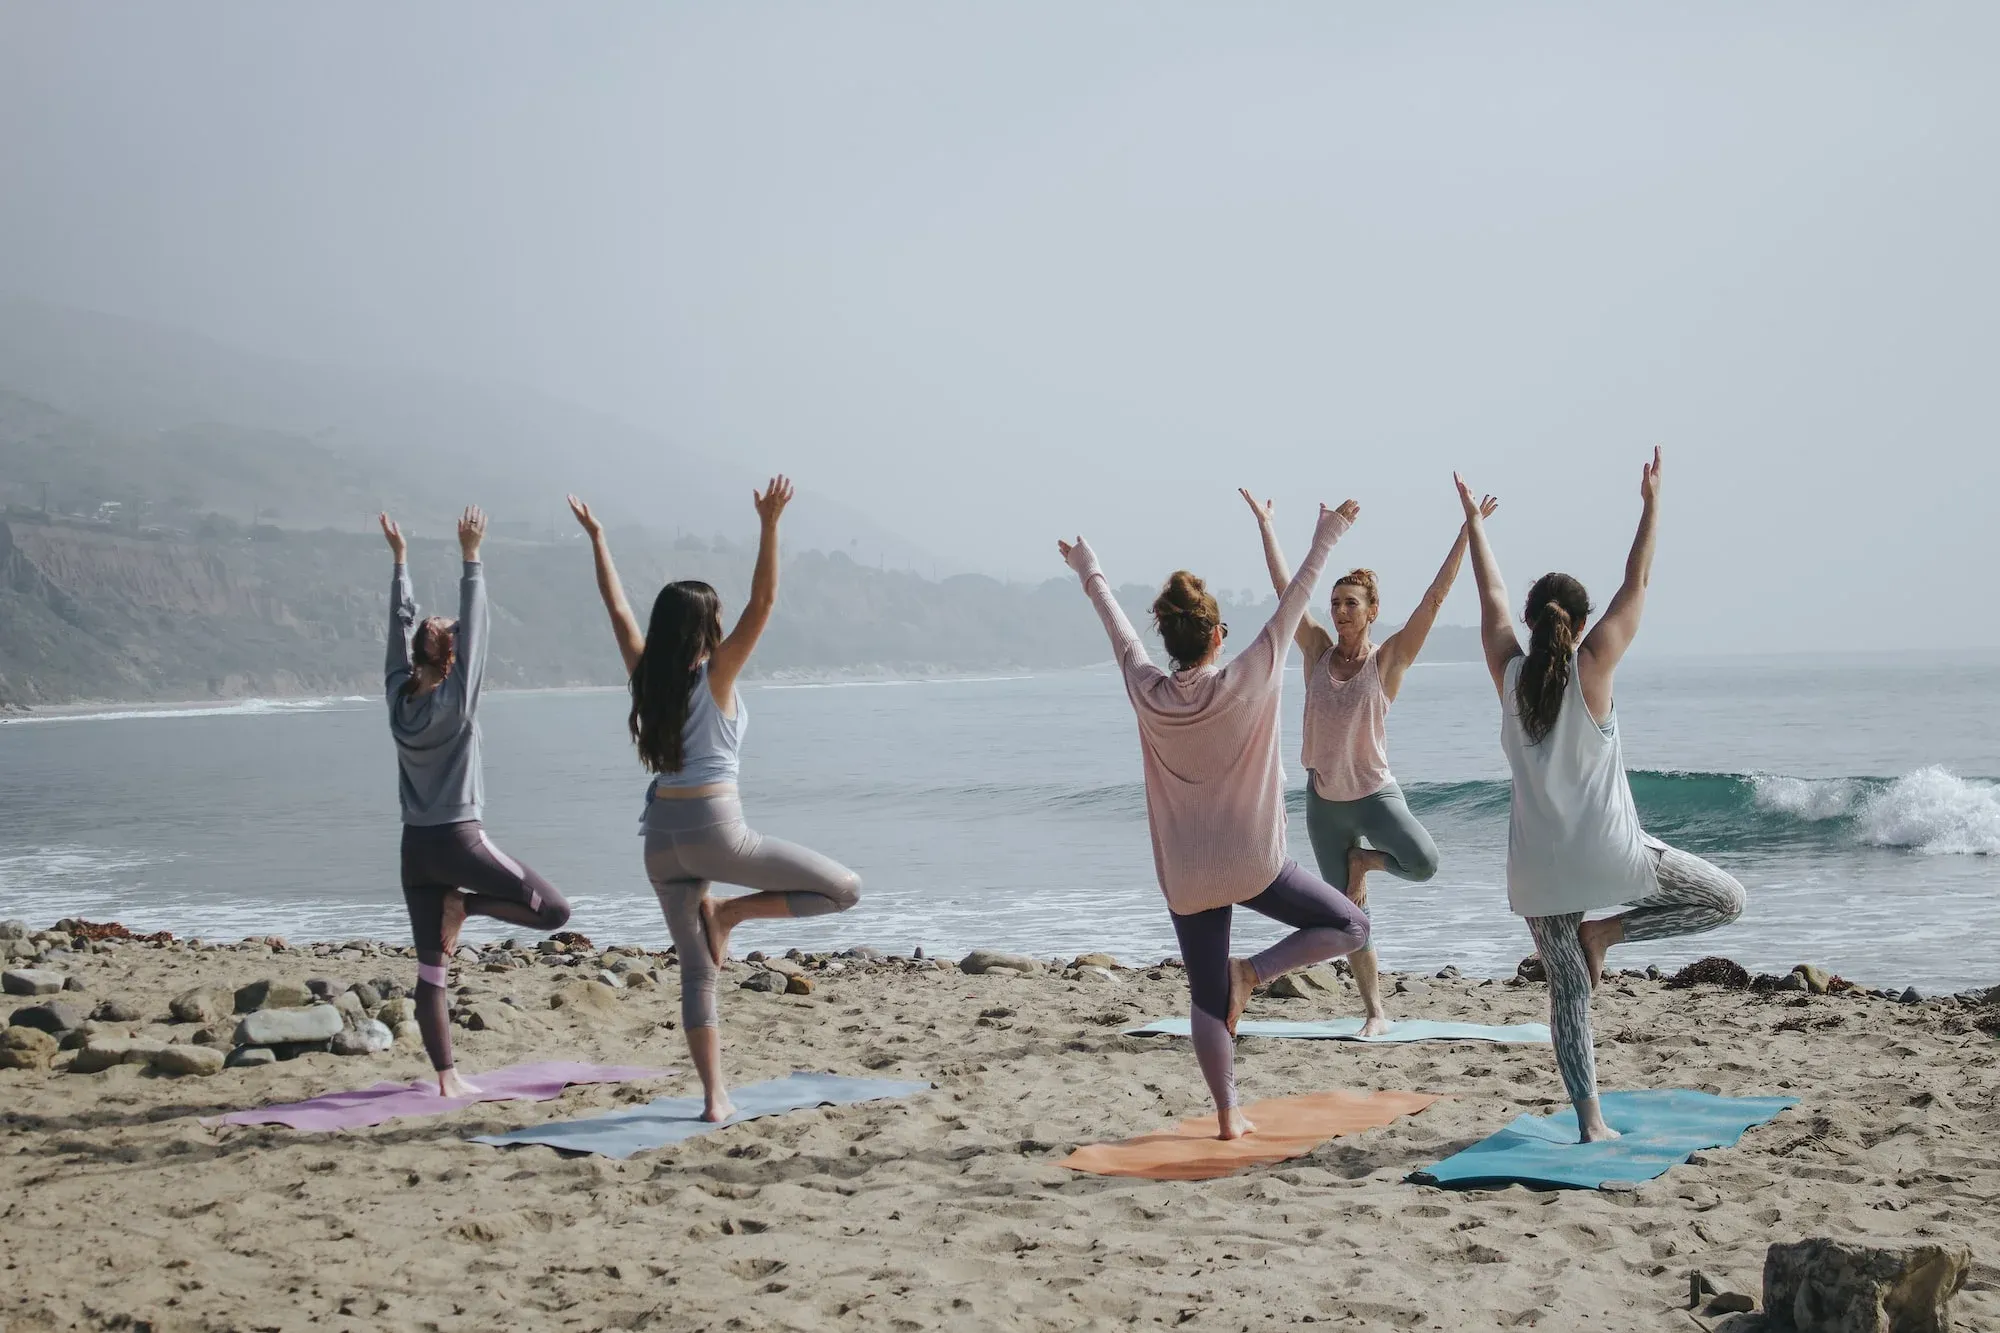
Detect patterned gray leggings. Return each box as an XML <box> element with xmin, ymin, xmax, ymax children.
<box><xmin>1527</xmin><ymin>842</ymin><xmax>1746</xmax><ymax>1105</ymax></box>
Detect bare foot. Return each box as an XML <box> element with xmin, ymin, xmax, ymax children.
<box><xmin>437</xmin><ymin>1067</ymin><xmax>480</xmax><ymax>1099</ymax></box>
<box><xmin>1579</xmin><ymin>1119</ymin><xmax>1623</xmax><ymax>1143</ymax></box>
<box><xmin>1218</xmin><ymin>1106</ymin><xmax>1258</xmax><ymax>1140</ymax></box>
<box><xmin>439</xmin><ymin>890</ymin><xmax>469</xmax><ymax>959</ymax></box>
<box><xmin>699</xmin><ymin>896</ymin><xmax>731</xmax><ymax>968</ymax></box>
<box><xmin>1576</xmin><ymin>1096</ymin><xmax>1621</xmax><ymax>1142</ymax></box>
<box><xmin>701</xmin><ymin>1094</ymin><xmax>736</xmax><ymax>1124</ymax></box>
<box><xmin>1346</xmin><ymin>846</ymin><xmax>1385</xmax><ymax>908</ymax></box>
<box><xmin>1225</xmin><ymin>958</ymin><xmax>1258</xmax><ymax>1036</ymax></box>
<box><xmin>1358</xmin><ymin>1015</ymin><xmax>1394</xmax><ymax>1038</ymax></box>
<box><xmin>1577</xmin><ymin>916</ymin><xmax>1620</xmax><ymax>991</ymax></box>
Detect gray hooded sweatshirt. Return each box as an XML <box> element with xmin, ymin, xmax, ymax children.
<box><xmin>385</xmin><ymin>561</ymin><xmax>487</xmax><ymax>826</ymax></box>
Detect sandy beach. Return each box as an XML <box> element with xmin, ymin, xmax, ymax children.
<box><xmin>2</xmin><ymin>927</ymin><xmax>1994</xmax><ymax>1333</ymax></box>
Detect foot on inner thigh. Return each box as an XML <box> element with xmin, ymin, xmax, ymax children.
<box><xmin>1345</xmin><ymin>846</ymin><xmax>1386</xmax><ymax>906</ymax></box>
<box><xmin>1218</xmin><ymin>1105</ymin><xmax>1257</xmax><ymax>1140</ymax></box>
<box><xmin>1577</xmin><ymin>917</ymin><xmax>1618</xmax><ymax>991</ymax></box>
<box><xmin>1225</xmin><ymin>957</ymin><xmax>1258</xmax><ymax>1037</ymax></box>
<box><xmin>437</xmin><ymin>1067</ymin><xmax>480</xmax><ymax>1099</ymax></box>
<box><xmin>699</xmin><ymin>895</ymin><xmax>732</xmax><ymax>968</ymax></box>
<box><xmin>439</xmin><ymin>890</ymin><xmax>469</xmax><ymax>959</ymax></box>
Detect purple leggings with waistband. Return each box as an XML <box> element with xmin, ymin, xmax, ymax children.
<box><xmin>1171</xmin><ymin>859</ymin><xmax>1371</xmax><ymax>1110</ymax></box>
<box><xmin>401</xmin><ymin>821</ymin><xmax>571</xmax><ymax>1073</ymax></box>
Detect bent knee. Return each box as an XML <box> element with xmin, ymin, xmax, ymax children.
<box><xmin>542</xmin><ymin>899</ymin><xmax>573</xmax><ymax>931</ymax></box>
<box><xmin>827</xmin><ymin>870</ymin><xmax>862</xmax><ymax>911</ymax></box>
<box><xmin>1347</xmin><ymin>917</ymin><xmax>1373</xmax><ymax>954</ymax></box>
<box><xmin>1402</xmin><ymin>848</ymin><xmax>1440</xmax><ymax>883</ymax></box>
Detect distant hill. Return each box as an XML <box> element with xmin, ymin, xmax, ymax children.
<box><xmin>0</xmin><ymin>295</ymin><xmax>937</xmax><ymax>568</ymax></box>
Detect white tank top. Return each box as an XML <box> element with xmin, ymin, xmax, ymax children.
<box><xmin>1301</xmin><ymin>645</ymin><xmax>1394</xmax><ymax>802</ymax></box>
<box><xmin>1500</xmin><ymin>655</ymin><xmax>1659</xmax><ymax>917</ymax></box>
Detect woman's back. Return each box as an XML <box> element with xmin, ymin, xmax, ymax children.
<box><xmin>654</xmin><ymin>665</ymin><xmax>745</xmax><ymax>789</ymax></box>
<box><xmin>1500</xmin><ymin>657</ymin><xmax>1655</xmax><ymax>917</ymax></box>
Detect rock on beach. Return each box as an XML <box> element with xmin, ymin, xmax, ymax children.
<box><xmin>3</xmin><ymin>969</ymin><xmax>68</xmax><ymax>996</ymax></box>
<box><xmin>233</xmin><ymin>1004</ymin><xmax>343</xmax><ymax>1047</ymax></box>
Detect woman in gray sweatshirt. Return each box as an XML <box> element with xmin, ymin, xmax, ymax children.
<box><xmin>383</xmin><ymin>506</ymin><xmax>572</xmax><ymax>1098</ymax></box>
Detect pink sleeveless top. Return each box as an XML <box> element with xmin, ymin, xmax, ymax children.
<box><xmin>1302</xmin><ymin>645</ymin><xmax>1394</xmax><ymax>801</ymax></box>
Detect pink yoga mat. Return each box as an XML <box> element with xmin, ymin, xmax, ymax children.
<box><xmin>203</xmin><ymin>1061</ymin><xmax>672</xmax><ymax>1131</ymax></box>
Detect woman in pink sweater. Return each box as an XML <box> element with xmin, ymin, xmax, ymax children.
<box><xmin>1061</xmin><ymin>501</ymin><xmax>1371</xmax><ymax>1139</ymax></box>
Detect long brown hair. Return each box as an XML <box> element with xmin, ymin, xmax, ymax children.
<box><xmin>1515</xmin><ymin>573</ymin><xmax>1591</xmax><ymax>744</ymax></box>
<box><xmin>1151</xmin><ymin>570</ymin><xmax>1221</xmax><ymax>671</ymax></box>
<box><xmin>629</xmin><ymin>581</ymin><xmax>725</xmax><ymax>773</ymax></box>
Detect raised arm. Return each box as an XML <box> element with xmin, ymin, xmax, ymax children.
<box><xmin>1378</xmin><ymin>495</ymin><xmax>1499</xmax><ymax>698</ymax></box>
<box><xmin>451</xmin><ymin>506</ymin><xmax>490</xmax><ymax>710</ymax></box>
<box><xmin>707</xmin><ymin>475</ymin><xmax>792</xmax><ymax>703</ymax></box>
<box><xmin>1058</xmin><ymin>536</ymin><xmax>1156</xmax><ymax>679</ymax></box>
<box><xmin>1232</xmin><ymin>501</ymin><xmax>1355</xmax><ymax>685</ymax></box>
<box><xmin>567</xmin><ymin>495</ymin><xmax>645</xmax><ymax>676</ymax></box>
<box><xmin>1454</xmin><ymin>474</ymin><xmax>1519</xmax><ymax>695</ymax></box>
<box><xmin>1239</xmin><ymin>488</ymin><xmax>1332</xmax><ymax>665</ymax></box>
<box><xmin>381</xmin><ymin>513</ymin><xmax>415</xmax><ymax>697</ymax></box>
<box><xmin>1580</xmin><ymin>447</ymin><xmax>1662</xmax><ymax>692</ymax></box>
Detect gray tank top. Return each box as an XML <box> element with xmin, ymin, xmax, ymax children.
<box><xmin>1499</xmin><ymin>656</ymin><xmax>1659</xmax><ymax>918</ymax></box>
<box><xmin>652</xmin><ymin>663</ymin><xmax>745</xmax><ymax>790</ymax></box>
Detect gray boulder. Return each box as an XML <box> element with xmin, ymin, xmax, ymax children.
<box><xmin>740</xmin><ymin>970</ymin><xmax>787</xmax><ymax>993</ymax></box>
<box><xmin>90</xmin><ymin>998</ymin><xmax>145</xmax><ymax>1023</ymax></box>
<box><xmin>226</xmin><ymin>1046</ymin><xmax>277</xmax><ymax>1069</ymax></box>
<box><xmin>2</xmin><ymin>969</ymin><xmax>67</xmax><ymax>996</ymax></box>
<box><xmin>330</xmin><ymin>1020</ymin><xmax>393</xmax><ymax>1055</ymax></box>
<box><xmin>69</xmin><ymin>1036</ymin><xmax>169</xmax><ymax>1074</ymax></box>
<box><xmin>959</xmin><ymin>950</ymin><xmax>1043</xmax><ymax>976</ymax></box>
<box><xmin>9</xmin><ymin>999</ymin><xmax>89</xmax><ymax>1035</ymax></box>
<box><xmin>233</xmin><ymin>1004</ymin><xmax>344</xmax><ymax>1047</ymax></box>
<box><xmin>0</xmin><ymin>1024</ymin><xmax>59</xmax><ymax>1069</ymax></box>
<box><xmin>1764</xmin><ymin>1238</ymin><xmax>1969</xmax><ymax>1333</ymax></box>
<box><xmin>332</xmin><ymin>990</ymin><xmax>370</xmax><ymax>1028</ymax></box>
<box><xmin>376</xmin><ymin>996</ymin><xmax>418</xmax><ymax>1027</ymax></box>
<box><xmin>0</xmin><ymin>920</ymin><xmax>27</xmax><ymax>940</ymax></box>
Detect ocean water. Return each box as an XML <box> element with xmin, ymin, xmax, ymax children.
<box><xmin>1</xmin><ymin>653</ymin><xmax>1995</xmax><ymax>992</ymax></box>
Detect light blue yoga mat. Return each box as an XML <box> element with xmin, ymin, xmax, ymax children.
<box><xmin>470</xmin><ymin>1072</ymin><xmax>932</xmax><ymax>1160</ymax></box>
<box><xmin>1409</xmin><ymin>1089</ymin><xmax>1798</xmax><ymax>1190</ymax></box>
<box><xmin>1127</xmin><ymin>1017</ymin><xmax>1552</xmax><ymax>1044</ymax></box>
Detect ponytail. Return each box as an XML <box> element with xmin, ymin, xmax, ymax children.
<box><xmin>1515</xmin><ymin>573</ymin><xmax>1592</xmax><ymax>744</ymax></box>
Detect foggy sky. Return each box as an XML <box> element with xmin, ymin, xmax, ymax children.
<box><xmin>2</xmin><ymin>3</ymin><xmax>1996</xmax><ymax>651</ymax></box>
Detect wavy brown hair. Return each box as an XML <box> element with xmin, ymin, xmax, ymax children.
<box><xmin>1515</xmin><ymin>573</ymin><xmax>1592</xmax><ymax>744</ymax></box>
<box><xmin>1152</xmin><ymin>570</ymin><xmax>1222</xmax><ymax>671</ymax></box>
<box><xmin>629</xmin><ymin>581</ymin><xmax>725</xmax><ymax>773</ymax></box>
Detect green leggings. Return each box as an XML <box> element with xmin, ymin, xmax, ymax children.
<box><xmin>1303</xmin><ymin>780</ymin><xmax>1441</xmax><ymax>895</ymax></box>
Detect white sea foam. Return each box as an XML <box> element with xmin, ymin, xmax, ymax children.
<box><xmin>1855</xmin><ymin>766</ymin><xmax>2000</xmax><ymax>856</ymax></box>
<box><xmin>0</xmin><ymin>697</ymin><xmax>364</xmax><ymax>726</ymax></box>
<box><xmin>1753</xmin><ymin>767</ymin><xmax>2000</xmax><ymax>855</ymax></box>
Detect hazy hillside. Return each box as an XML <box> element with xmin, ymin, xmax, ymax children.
<box><xmin>0</xmin><ymin>296</ymin><xmax>937</xmax><ymax>567</ymax></box>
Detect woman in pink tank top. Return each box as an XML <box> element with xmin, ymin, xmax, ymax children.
<box><xmin>1241</xmin><ymin>488</ymin><xmax>1498</xmax><ymax>1035</ymax></box>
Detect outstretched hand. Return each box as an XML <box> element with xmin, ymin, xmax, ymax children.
<box><xmin>1056</xmin><ymin>536</ymin><xmax>1086</xmax><ymax>566</ymax></box>
<box><xmin>1238</xmin><ymin>488</ymin><xmax>1275</xmax><ymax>525</ymax></box>
<box><xmin>378</xmin><ymin>513</ymin><xmax>406</xmax><ymax>561</ymax></box>
<box><xmin>1453</xmin><ymin>473</ymin><xmax>1492</xmax><ymax>523</ymax></box>
<box><xmin>1326</xmin><ymin>499</ymin><xmax>1361</xmax><ymax>524</ymax></box>
<box><xmin>754</xmin><ymin>475</ymin><xmax>795</xmax><ymax>526</ymax></box>
<box><xmin>566</xmin><ymin>494</ymin><xmax>602</xmax><ymax>538</ymax></box>
<box><xmin>458</xmin><ymin>505</ymin><xmax>487</xmax><ymax>559</ymax></box>
<box><xmin>1640</xmin><ymin>445</ymin><xmax>1663</xmax><ymax>506</ymax></box>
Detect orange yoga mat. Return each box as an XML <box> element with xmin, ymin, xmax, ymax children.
<box><xmin>1062</xmin><ymin>1089</ymin><xmax>1443</xmax><ymax>1180</ymax></box>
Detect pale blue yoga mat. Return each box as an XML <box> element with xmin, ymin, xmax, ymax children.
<box><xmin>1127</xmin><ymin>1017</ymin><xmax>1552</xmax><ymax>1044</ymax></box>
<box><xmin>1409</xmin><ymin>1089</ymin><xmax>1797</xmax><ymax>1190</ymax></box>
<box><xmin>471</xmin><ymin>1072</ymin><xmax>933</xmax><ymax>1160</ymax></box>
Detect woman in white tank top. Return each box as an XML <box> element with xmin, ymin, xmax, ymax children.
<box><xmin>1457</xmin><ymin>450</ymin><xmax>1744</xmax><ymax>1143</ymax></box>
<box><xmin>1241</xmin><ymin>488</ymin><xmax>1495</xmax><ymax>1035</ymax></box>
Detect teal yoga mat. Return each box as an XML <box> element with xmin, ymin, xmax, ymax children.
<box><xmin>470</xmin><ymin>1072</ymin><xmax>933</xmax><ymax>1160</ymax></box>
<box><xmin>1126</xmin><ymin>1017</ymin><xmax>1552</xmax><ymax>1044</ymax></box>
<box><xmin>1409</xmin><ymin>1089</ymin><xmax>1797</xmax><ymax>1190</ymax></box>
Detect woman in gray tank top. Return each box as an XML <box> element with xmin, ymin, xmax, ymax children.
<box><xmin>1458</xmin><ymin>449</ymin><xmax>1745</xmax><ymax>1143</ymax></box>
<box><xmin>568</xmin><ymin>478</ymin><xmax>861</xmax><ymax>1124</ymax></box>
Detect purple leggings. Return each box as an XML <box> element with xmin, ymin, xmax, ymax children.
<box><xmin>1170</xmin><ymin>859</ymin><xmax>1370</xmax><ymax>1111</ymax></box>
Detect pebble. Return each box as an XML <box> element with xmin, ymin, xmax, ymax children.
<box><xmin>786</xmin><ymin>974</ymin><xmax>816</xmax><ymax>995</ymax></box>
<box><xmin>842</xmin><ymin>946</ymin><xmax>886</xmax><ymax>962</ymax></box>
<box><xmin>234</xmin><ymin>1004</ymin><xmax>344</xmax><ymax>1047</ymax></box>
<box><xmin>226</xmin><ymin>1046</ymin><xmax>277</xmax><ymax>1068</ymax></box>
<box><xmin>351</xmin><ymin>981</ymin><xmax>382</xmax><ymax>1009</ymax></box>
<box><xmin>0</xmin><ymin>1024</ymin><xmax>59</xmax><ymax>1068</ymax></box>
<box><xmin>151</xmin><ymin>1044</ymin><xmax>226</xmax><ymax>1077</ymax></box>
<box><xmin>305</xmin><ymin>977</ymin><xmax>350</xmax><ymax>1000</ymax></box>
<box><xmin>0</xmin><ymin>920</ymin><xmax>27</xmax><ymax>940</ymax></box>
<box><xmin>330</xmin><ymin>1020</ymin><xmax>394</xmax><ymax>1055</ymax></box>
<box><xmin>741</xmin><ymin>970</ymin><xmax>787</xmax><ymax>993</ymax></box>
<box><xmin>376</xmin><ymin>997</ymin><xmax>418</xmax><ymax>1027</ymax></box>
<box><xmin>464</xmin><ymin>1005</ymin><xmax>513</xmax><ymax>1032</ymax></box>
<box><xmin>1074</xmin><ymin>966</ymin><xmax>1118</xmax><ymax>985</ymax></box>
<box><xmin>90</xmin><ymin>998</ymin><xmax>145</xmax><ymax>1023</ymax></box>
<box><xmin>332</xmin><ymin>990</ymin><xmax>370</xmax><ymax>1027</ymax></box>
<box><xmin>594</xmin><ymin>969</ymin><xmax>624</xmax><ymax>989</ymax></box>
<box><xmin>764</xmin><ymin>958</ymin><xmax>805</xmax><ymax>978</ymax></box>
<box><xmin>61</xmin><ymin>975</ymin><xmax>86</xmax><ymax>992</ymax></box>
<box><xmin>2</xmin><ymin>968</ymin><xmax>68</xmax><ymax>996</ymax></box>
<box><xmin>233</xmin><ymin>979</ymin><xmax>314</xmax><ymax>1013</ymax></box>
<box><xmin>1793</xmin><ymin>964</ymin><xmax>1833</xmax><ymax>994</ymax></box>
<box><xmin>9</xmin><ymin>999</ymin><xmax>90</xmax><ymax>1035</ymax></box>
<box><xmin>1072</xmin><ymin>953</ymin><xmax>1120</xmax><ymax>970</ymax></box>
<box><xmin>621</xmin><ymin>971</ymin><xmax>657</xmax><ymax>991</ymax></box>
<box><xmin>392</xmin><ymin>1020</ymin><xmax>422</xmax><ymax>1046</ymax></box>
<box><xmin>1899</xmin><ymin>986</ymin><xmax>1923</xmax><ymax>1004</ymax></box>
<box><xmin>1435</xmin><ymin>966</ymin><xmax>1461</xmax><ymax>980</ymax></box>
